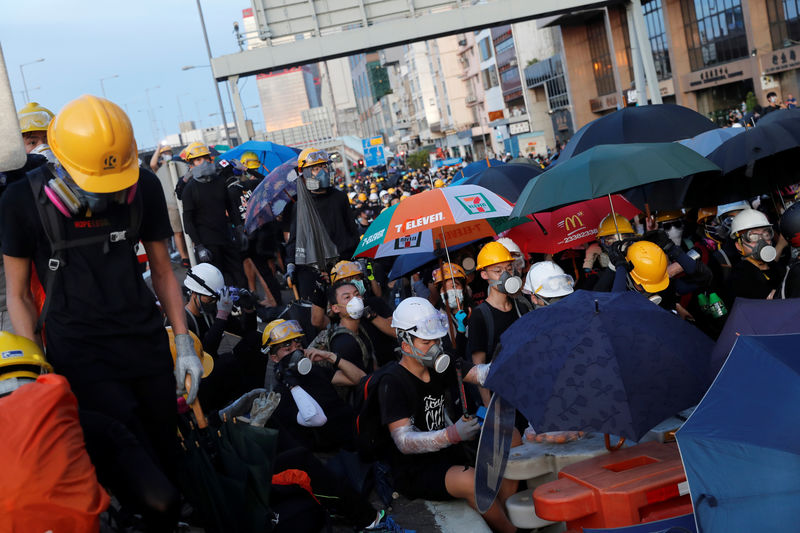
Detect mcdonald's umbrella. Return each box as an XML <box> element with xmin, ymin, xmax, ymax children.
<box><xmin>683</xmin><ymin>118</ymin><xmax>800</xmax><ymax>206</ymax></box>
<box><xmin>676</xmin><ymin>334</ymin><xmax>800</xmax><ymax>533</ymax></box>
<box><xmin>452</xmin><ymin>158</ymin><xmax>505</xmax><ymax>182</ymax></box>
<box><xmin>451</xmin><ymin>163</ymin><xmax>542</xmax><ymax>203</ymax></box>
<box><xmin>243</xmin><ymin>157</ymin><xmax>298</xmax><ymax>234</ymax></box>
<box><xmin>294</xmin><ymin>176</ymin><xmax>339</xmax><ymax>270</ymax></box>
<box><xmin>510</xmin><ymin>143</ymin><xmax>722</xmax><ymax>218</ymax></box>
<box><xmin>485</xmin><ymin>290</ymin><xmax>714</xmax><ymax>441</ymax></box>
<box><xmin>503</xmin><ymin>195</ymin><xmax>640</xmax><ymax>255</ymax></box>
<box><xmin>218</xmin><ymin>140</ymin><xmax>301</xmax><ymax>176</ymax></box>
<box><xmin>554</xmin><ymin>104</ymin><xmax>718</xmax><ymax>164</ymax></box>
<box><xmin>353</xmin><ymin>185</ymin><xmax>515</xmax><ymax>258</ymax></box>
<box><xmin>708</xmin><ymin>297</ymin><xmax>800</xmax><ymax>380</ymax></box>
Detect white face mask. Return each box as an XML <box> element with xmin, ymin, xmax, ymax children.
<box><xmin>345</xmin><ymin>296</ymin><xmax>364</xmax><ymax>319</ymax></box>
<box><xmin>441</xmin><ymin>288</ymin><xmax>463</xmax><ymax>309</ymax></box>
<box><xmin>666</xmin><ymin>227</ymin><xmax>683</xmax><ymax>246</ymax></box>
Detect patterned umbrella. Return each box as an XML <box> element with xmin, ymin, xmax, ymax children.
<box><xmin>243</xmin><ymin>157</ymin><xmax>297</xmax><ymax>234</ymax></box>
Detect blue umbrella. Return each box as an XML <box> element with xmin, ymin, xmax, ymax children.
<box><xmin>677</xmin><ymin>127</ymin><xmax>744</xmax><ymax>157</ymax></box>
<box><xmin>218</xmin><ymin>141</ymin><xmax>300</xmax><ymax>175</ymax></box>
<box><xmin>387</xmin><ymin>242</ymin><xmax>473</xmax><ymax>281</ymax></box>
<box><xmin>452</xmin><ymin>158</ymin><xmax>505</xmax><ymax>182</ymax></box>
<box><xmin>709</xmin><ymin>297</ymin><xmax>800</xmax><ymax>379</ymax></box>
<box><xmin>452</xmin><ymin>163</ymin><xmax>542</xmax><ymax>203</ymax></box>
<box><xmin>485</xmin><ymin>290</ymin><xmax>714</xmax><ymax>441</ymax></box>
<box><xmin>756</xmin><ymin>107</ymin><xmax>800</xmax><ymax>126</ymax></box>
<box><xmin>676</xmin><ymin>334</ymin><xmax>800</xmax><ymax>533</ymax></box>
<box><xmin>555</xmin><ymin>104</ymin><xmax>718</xmax><ymax>165</ymax></box>
<box><xmin>243</xmin><ymin>158</ymin><xmax>298</xmax><ymax>234</ymax></box>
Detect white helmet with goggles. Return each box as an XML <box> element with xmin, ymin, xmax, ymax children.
<box><xmin>391</xmin><ymin>297</ymin><xmax>450</xmax><ymax>373</ymax></box>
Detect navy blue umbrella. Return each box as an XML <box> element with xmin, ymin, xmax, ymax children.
<box><xmin>677</xmin><ymin>334</ymin><xmax>800</xmax><ymax>533</ymax></box>
<box><xmin>452</xmin><ymin>163</ymin><xmax>542</xmax><ymax>203</ymax></box>
<box><xmin>756</xmin><ymin>107</ymin><xmax>800</xmax><ymax>126</ymax></box>
<box><xmin>485</xmin><ymin>290</ymin><xmax>713</xmax><ymax>441</ymax></box>
<box><xmin>387</xmin><ymin>242</ymin><xmax>473</xmax><ymax>281</ymax></box>
<box><xmin>555</xmin><ymin>104</ymin><xmax>718</xmax><ymax>164</ymax></box>
<box><xmin>709</xmin><ymin>297</ymin><xmax>800</xmax><ymax>379</ymax></box>
<box><xmin>452</xmin><ymin>158</ymin><xmax>505</xmax><ymax>182</ymax></box>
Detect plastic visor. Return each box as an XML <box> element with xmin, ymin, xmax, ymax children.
<box><xmin>740</xmin><ymin>227</ymin><xmax>774</xmax><ymax>244</ymax></box>
<box><xmin>408</xmin><ymin>311</ymin><xmax>449</xmax><ymax>339</ymax></box>
<box><xmin>269</xmin><ymin>320</ymin><xmax>304</xmax><ymax>344</ymax></box>
<box><xmin>531</xmin><ymin>274</ymin><xmax>575</xmax><ymax>296</ymax></box>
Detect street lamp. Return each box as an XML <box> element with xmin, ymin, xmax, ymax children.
<box><xmin>99</xmin><ymin>74</ymin><xmax>119</xmax><ymax>98</ymax></box>
<box><xmin>19</xmin><ymin>58</ymin><xmax>44</xmax><ymax>103</ymax></box>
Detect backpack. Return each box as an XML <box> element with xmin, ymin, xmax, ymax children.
<box><xmin>308</xmin><ymin>323</ymin><xmax>376</xmax><ymax>372</ymax></box>
<box><xmin>27</xmin><ymin>166</ymin><xmax>143</xmax><ymax>332</ymax></box>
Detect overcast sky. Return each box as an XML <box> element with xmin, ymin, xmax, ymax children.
<box><xmin>1</xmin><ymin>0</ymin><xmax>262</xmax><ymax>150</ymax></box>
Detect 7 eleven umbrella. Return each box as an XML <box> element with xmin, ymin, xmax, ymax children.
<box><xmin>503</xmin><ymin>195</ymin><xmax>640</xmax><ymax>255</ymax></box>
<box><xmin>353</xmin><ymin>185</ymin><xmax>514</xmax><ymax>259</ymax></box>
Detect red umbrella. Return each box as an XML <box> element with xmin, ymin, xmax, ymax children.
<box><xmin>504</xmin><ymin>195</ymin><xmax>640</xmax><ymax>255</ymax></box>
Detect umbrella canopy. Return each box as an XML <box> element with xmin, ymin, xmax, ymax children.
<box><xmin>677</xmin><ymin>127</ymin><xmax>744</xmax><ymax>157</ymax></box>
<box><xmin>243</xmin><ymin>157</ymin><xmax>298</xmax><ymax>234</ymax></box>
<box><xmin>503</xmin><ymin>195</ymin><xmax>640</xmax><ymax>255</ymax></box>
<box><xmin>452</xmin><ymin>163</ymin><xmax>542</xmax><ymax>203</ymax></box>
<box><xmin>452</xmin><ymin>158</ymin><xmax>505</xmax><ymax>182</ymax></box>
<box><xmin>217</xmin><ymin>140</ymin><xmax>300</xmax><ymax>175</ymax></box>
<box><xmin>386</xmin><ymin>242</ymin><xmax>474</xmax><ymax>280</ymax></box>
<box><xmin>676</xmin><ymin>334</ymin><xmax>800</xmax><ymax>533</ymax></box>
<box><xmin>485</xmin><ymin>290</ymin><xmax>714</xmax><ymax>441</ymax></box>
<box><xmin>510</xmin><ymin>143</ymin><xmax>721</xmax><ymax>217</ymax></box>
<box><xmin>756</xmin><ymin>107</ymin><xmax>800</xmax><ymax>126</ymax></box>
<box><xmin>555</xmin><ymin>104</ymin><xmax>718</xmax><ymax>164</ymax></box>
<box><xmin>709</xmin><ymin>297</ymin><xmax>800</xmax><ymax>379</ymax></box>
<box><xmin>684</xmin><ymin>119</ymin><xmax>800</xmax><ymax>205</ymax></box>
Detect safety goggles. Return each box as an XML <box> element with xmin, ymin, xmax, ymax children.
<box><xmin>740</xmin><ymin>227</ymin><xmax>774</xmax><ymax>244</ymax></box>
<box><xmin>486</xmin><ymin>265</ymin><xmax>514</xmax><ymax>276</ymax></box>
<box><xmin>534</xmin><ymin>274</ymin><xmax>575</xmax><ymax>296</ymax></box>
<box><xmin>304</xmin><ymin>150</ymin><xmax>330</xmax><ymax>166</ymax></box>
<box><xmin>273</xmin><ymin>338</ymin><xmax>303</xmax><ymax>352</ymax></box>
<box><xmin>269</xmin><ymin>320</ymin><xmax>304</xmax><ymax>344</ymax></box>
<box><xmin>660</xmin><ymin>220</ymin><xmax>683</xmax><ymax>231</ymax></box>
<box><xmin>407</xmin><ymin>311</ymin><xmax>449</xmax><ymax>339</ymax></box>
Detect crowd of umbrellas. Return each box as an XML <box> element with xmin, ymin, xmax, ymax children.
<box><xmin>230</xmin><ymin>104</ymin><xmax>800</xmax><ymax>533</ymax></box>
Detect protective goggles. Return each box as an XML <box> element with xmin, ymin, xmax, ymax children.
<box><xmin>303</xmin><ymin>150</ymin><xmax>330</xmax><ymax>166</ymax></box>
<box><xmin>405</xmin><ymin>311</ymin><xmax>449</xmax><ymax>339</ymax></box>
<box><xmin>533</xmin><ymin>274</ymin><xmax>575</xmax><ymax>296</ymax></box>
<box><xmin>739</xmin><ymin>227</ymin><xmax>774</xmax><ymax>244</ymax></box>
<box><xmin>269</xmin><ymin>320</ymin><xmax>304</xmax><ymax>345</ymax></box>
<box><xmin>660</xmin><ymin>220</ymin><xmax>683</xmax><ymax>231</ymax></box>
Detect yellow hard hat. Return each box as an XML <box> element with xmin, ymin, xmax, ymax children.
<box><xmin>697</xmin><ymin>207</ymin><xmax>717</xmax><ymax>224</ymax></box>
<box><xmin>330</xmin><ymin>260</ymin><xmax>363</xmax><ymax>283</ymax></box>
<box><xmin>297</xmin><ymin>147</ymin><xmax>330</xmax><ymax>169</ymax></box>
<box><xmin>48</xmin><ymin>95</ymin><xmax>139</xmax><ymax>194</ymax></box>
<box><xmin>166</xmin><ymin>327</ymin><xmax>214</xmax><ymax>378</ymax></box>
<box><xmin>655</xmin><ymin>210</ymin><xmax>684</xmax><ymax>224</ymax></box>
<box><xmin>262</xmin><ymin>319</ymin><xmax>305</xmax><ymax>349</ymax></box>
<box><xmin>432</xmin><ymin>263</ymin><xmax>466</xmax><ymax>284</ymax></box>
<box><xmin>0</xmin><ymin>332</ymin><xmax>53</xmax><ymax>382</ymax></box>
<box><xmin>158</xmin><ymin>145</ymin><xmax>173</xmax><ymax>155</ymax></box>
<box><xmin>597</xmin><ymin>213</ymin><xmax>635</xmax><ymax>238</ymax></box>
<box><xmin>18</xmin><ymin>102</ymin><xmax>54</xmax><ymax>134</ymax></box>
<box><xmin>477</xmin><ymin>241</ymin><xmax>514</xmax><ymax>271</ymax></box>
<box><xmin>358</xmin><ymin>193</ymin><xmax>367</xmax><ymax>202</ymax></box>
<box><xmin>434</xmin><ymin>178</ymin><xmax>445</xmax><ymax>188</ymax></box>
<box><xmin>240</xmin><ymin>151</ymin><xmax>260</xmax><ymax>170</ymax></box>
<box><xmin>626</xmin><ymin>241</ymin><xmax>669</xmax><ymax>293</ymax></box>
<box><xmin>388</xmin><ymin>187</ymin><xmax>396</xmax><ymax>195</ymax></box>
<box><xmin>183</xmin><ymin>141</ymin><xmax>211</xmax><ymax>161</ymax></box>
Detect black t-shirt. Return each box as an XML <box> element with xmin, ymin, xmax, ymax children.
<box><xmin>226</xmin><ymin>178</ymin><xmax>259</xmax><ymax>227</ymax></box>
<box><xmin>0</xmin><ymin>168</ymin><xmax>173</xmax><ymax>385</ymax></box>
<box><xmin>729</xmin><ymin>259</ymin><xmax>784</xmax><ymax>300</ymax></box>
<box><xmin>466</xmin><ymin>301</ymin><xmax>524</xmax><ymax>361</ymax></box>
<box><xmin>468</xmin><ymin>276</ymin><xmax>488</xmax><ymax>306</ymax></box>
<box><xmin>362</xmin><ymin>296</ymin><xmax>396</xmax><ymax>367</ymax></box>
<box><xmin>330</xmin><ymin>327</ymin><xmax>374</xmax><ymax>372</ymax></box>
<box><xmin>182</xmin><ymin>174</ymin><xmax>233</xmax><ymax>246</ymax></box>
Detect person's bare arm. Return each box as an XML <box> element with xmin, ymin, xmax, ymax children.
<box><xmin>144</xmin><ymin>240</ymin><xmax>188</xmax><ymax>335</ymax></box>
<box><xmin>3</xmin><ymin>255</ymin><xmax>40</xmax><ymax>346</ymax></box>
<box><xmin>149</xmin><ymin>149</ymin><xmax>161</xmax><ymax>173</ymax></box>
<box><xmin>472</xmin><ymin>350</ymin><xmax>491</xmax><ymax>406</ymax></box>
<box><xmin>306</xmin><ymin>348</ymin><xmax>365</xmax><ymax>386</ymax></box>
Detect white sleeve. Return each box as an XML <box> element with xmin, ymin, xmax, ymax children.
<box><xmin>291</xmin><ymin>386</ymin><xmax>328</xmax><ymax>427</ymax></box>
<box><xmin>389</xmin><ymin>421</ymin><xmax>457</xmax><ymax>454</ymax></box>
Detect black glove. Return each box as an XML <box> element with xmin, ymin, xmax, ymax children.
<box><xmin>276</xmin><ymin>360</ymin><xmax>300</xmax><ymax>389</ymax></box>
<box><xmin>237</xmin><ymin>288</ymin><xmax>257</xmax><ymax>311</ymax></box>
<box><xmin>606</xmin><ymin>239</ymin><xmax>635</xmax><ymax>270</ymax></box>
<box><xmin>363</xmin><ymin>305</ymin><xmax>377</xmax><ymax>321</ymax></box>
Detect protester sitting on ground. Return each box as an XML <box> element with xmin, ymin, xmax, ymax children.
<box><xmin>379</xmin><ymin>297</ymin><xmax>517</xmax><ymax>533</ymax></box>
<box><xmin>326</xmin><ymin>281</ymin><xmax>381</xmax><ymax>373</ymax></box>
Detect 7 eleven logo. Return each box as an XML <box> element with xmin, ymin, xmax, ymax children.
<box><xmin>455</xmin><ymin>193</ymin><xmax>496</xmax><ymax>215</ymax></box>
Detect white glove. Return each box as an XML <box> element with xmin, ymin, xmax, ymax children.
<box><xmin>583</xmin><ymin>243</ymin><xmax>602</xmax><ymax>270</ymax></box>
<box><xmin>219</xmin><ymin>388</ymin><xmax>267</xmax><ymax>420</ymax></box>
<box><xmin>216</xmin><ymin>287</ymin><xmax>234</xmax><ymax>320</ymax></box>
<box><xmin>174</xmin><ymin>333</ymin><xmax>205</xmax><ymax>405</ymax></box>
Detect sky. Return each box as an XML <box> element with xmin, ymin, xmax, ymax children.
<box><xmin>0</xmin><ymin>0</ymin><xmax>262</xmax><ymax>151</ymax></box>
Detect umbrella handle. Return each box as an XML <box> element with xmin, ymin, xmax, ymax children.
<box><xmin>604</xmin><ymin>433</ymin><xmax>625</xmax><ymax>451</ymax></box>
<box><xmin>185</xmin><ymin>375</ymin><xmax>209</xmax><ymax>429</ymax></box>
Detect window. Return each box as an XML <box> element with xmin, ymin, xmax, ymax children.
<box><xmin>586</xmin><ymin>17</ymin><xmax>616</xmax><ymax>96</ymax></box>
<box><xmin>525</xmin><ymin>55</ymin><xmax>570</xmax><ymax>110</ymax></box>
<box><xmin>482</xmin><ymin>67</ymin><xmax>499</xmax><ymax>90</ymax></box>
<box><xmin>644</xmin><ymin>0</ymin><xmax>673</xmax><ymax>79</ymax></box>
<box><xmin>479</xmin><ymin>38</ymin><xmax>494</xmax><ymax>61</ymax></box>
<box><xmin>767</xmin><ymin>0</ymin><xmax>800</xmax><ymax>50</ymax></box>
<box><xmin>494</xmin><ymin>37</ymin><xmax>515</xmax><ymax>55</ymax></box>
<box><xmin>500</xmin><ymin>68</ymin><xmax>519</xmax><ymax>84</ymax></box>
<box><xmin>680</xmin><ymin>0</ymin><xmax>748</xmax><ymax>71</ymax></box>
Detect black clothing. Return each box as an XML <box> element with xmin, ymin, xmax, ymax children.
<box><xmin>181</xmin><ymin>306</ymin><xmax>257</xmax><ymax>358</ymax></box>
<box><xmin>0</xmin><ymin>168</ymin><xmax>172</xmax><ymax>385</ymax></box>
<box><xmin>285</xmin><ymin>188</ymin><xmax>359</xmax><ymax>262</ymax></box>
<box><xmin>362</xmin><ymin>296</ymin><xmax>397</xmax><ymax>367</ymax></box>
<box><xmin>226</xmin><ymin>177</ymin><xmax>259</xmax><ymax>227</ymax></box>
<box><xmin>330</xmin><ymin>328</ymin><xmax>373</xmax><ymax>373</ymax></box>
<box><xmin>730</xmin><ymin>259</ymin><xmax>785</xmax><ymax>300</ymax></box>
<box><xmin>182</xmin><ymin>174</ymin><xmax>235</xmax><ymax>246</ymax></box>
<box><xmin>466</xmin><ymin>300</ymin><xmax>525</xmax><ymax>362</ymax></box>
<box><xmin>783</xmin><ymin>261</ymin><xmax>800</xmax><ymax>298</ymax></box>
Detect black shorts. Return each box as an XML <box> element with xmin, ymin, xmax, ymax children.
<box><xmin>392</xmin><ymin>447</ymin><xmax>472</xmax><ymax>501</ymax></box>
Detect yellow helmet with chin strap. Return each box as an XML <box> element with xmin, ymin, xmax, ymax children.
<box><xmin>0</xmin><ymin>332</ymin><xmax>53</xmax><ymax>391</ymax></box>
<box><xmin>18</xmin><ymin>102</ymin><xmax>55</xmax><ymax>134</ymax></box>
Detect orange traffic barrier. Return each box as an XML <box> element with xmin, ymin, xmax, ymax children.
<box><xmin>532</xmin><ymin>441</ymin><xmax>692</xmax><ymax>531</ymax></box>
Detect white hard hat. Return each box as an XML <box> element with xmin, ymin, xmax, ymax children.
<box><xmin>184</xmin><ymin>263</ymin><xmax>224</xmax><ymax>296</ymax></box>
<box><xmin>369</xmin><ymin>192</ymin><xmax>379</xmax><ymax>202</ymax></box>
<box><xmin>523</xmin><ymin>261</ymin><xmax>575</xmax><ymax>298</ymax></box>
<box><xmin>496</xmin><ymin>237</ymin><xmax>522</xmax><ymax>256</ymax></box>
<box><xmin>379</xmin><ymin>189</ymin><xmax>389</xmax><ymax>197</ymax></box>
<box><xmin>717</xmin><ymin>200</ymin><xmax>750</xmax><ymax>218</ymax></box>
<box><xmin>730</xmin><ymin>209</ymin><xmax>772</xmax><ymax>237</ymax></box>
<box><xmin>391</xmin><ymin>297</ymin><xmax>449</xmax><ymax>340</ymax></box>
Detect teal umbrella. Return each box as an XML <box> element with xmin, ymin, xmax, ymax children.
<box><xmin>510</xmin><ymin>143</ymin><xmax>721</xmax><ymax>218</ymax></box>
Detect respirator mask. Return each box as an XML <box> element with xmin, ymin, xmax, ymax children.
<box><xmin>489</xmin><ymin>271</ymin><xmax>523</xmax><ymax>295</ymax></box>
<box><xmin>398</xmin><ymin>311</ymin><xmax>451</xmax><ymax>373</ymax></box>
<box><xmin>740</xmin><ymin>227</ymin><xmax>777</xmax><ymax>262</ymax></box>
<box><xmin>441</xmin><ymin>288</ymin><xmax>463</xmax><ymax>310</ymax></box>
<box><xmin>191</xmin><ymin>161</ymin><xmax>217</xmax><ymax>183</ymax></box>
<box><xmin>44</xmin><ymin>166</ymin><xmax>137</xmax><ymax>218</ymax></box>
<box><xmin>303</xmin><ymin>165</ymin><xmax>331</xmax><ymax>190</ymax></box>
<box><xmin>280</xmin><ymin>349</ymin><xmax>312</xmax><ymax>376</ymax></box>
<box><xmin>346</xmin><ymin>296</ymin><xmax>365</xmax><ymax>319</ymax></box>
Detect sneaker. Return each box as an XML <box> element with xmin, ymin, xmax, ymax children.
<box><xmin>364</xmin><ymin>510</ymin><xmax>415</xmax><ymax>533</ymax></box>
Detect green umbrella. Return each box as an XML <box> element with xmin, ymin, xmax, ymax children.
<box><xmin>510</xmin><ymin>142</ymin><xmax>721</xmax><ymax>218</ymax></box>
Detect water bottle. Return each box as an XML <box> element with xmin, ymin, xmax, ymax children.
<box><xmin>708</xmin><ymin>293</ymin><xmax>727</xmax><ymax>318</ymax></box>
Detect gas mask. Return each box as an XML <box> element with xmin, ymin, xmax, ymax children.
<box><xmin>489</xmin><ymin>271</ymin><xmax>523</xmax><ymax>295</ymax></box>
<box><xmin>461</xmin><ymin>256</ymin><xmax>476</xmax><ymax>274</ymax></box>
<box><xmin>740</xmin><ymin>228</ymin><xmax>777</xmax><ymax>262</ymax></box>
<box><xmin>45</xmin><ymin>166</ymin><xmax>136</xmax><ymax>218</ymax></box>
<box><xmin>30</xmin><ymin>143</ymin><xmax>57</xmax><ymax>164</ymax></box>
<box><xmin>748</xmin><ymin>239</ymin><xmax>777</xmax><ymax>262</ymax></box>
<box><xmin>191</xmin><ymin>161</ymin><xmax>217</xmax><ymax>182</ymax></box>
<box><xmin>303</xmin><ymin>166</ymin><xmax>330</xmax><ymax>190</ymax></box>
<box><xmin>280</xmin><ymin>349</ymin><xmax>312</xmax><ymax>376</ymax></box>
<box><xmin>400</xmin><ymin>332</ymin><xmax>450</xmax><ymax>373</ymax></box>
<box><xmin>440</xmin><ymin>288</ymin><xmax>463</xmax><ymax>309</ymax></box>
<box><xmin>346</xmin><ymin>296</ymin><xmax>365</xmax><ymax>319</ymax></box>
